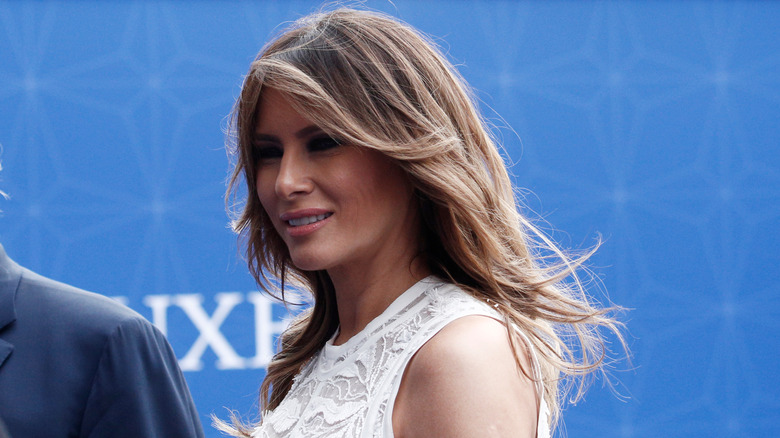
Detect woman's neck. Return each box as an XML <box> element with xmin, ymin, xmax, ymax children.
<box><xmin>328</xmin><ymin>254</ymin><xmax>430</xmax><ymax>346</ymax></box>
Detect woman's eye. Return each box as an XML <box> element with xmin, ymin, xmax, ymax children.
<box><xmin>255</xmin><ymin>145</ymin><xmax>283</xmax><ymax>162</ymax></box>
<box><xmin>308</xmin><ymin>137</ymin><xmax>341</xmax><ymax>152</ymax></box>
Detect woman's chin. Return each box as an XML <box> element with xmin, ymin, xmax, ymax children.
<box><xmin>289</xmin><ymin>254</ymin><xmax>331</xmax><ymax>273</ymax></box>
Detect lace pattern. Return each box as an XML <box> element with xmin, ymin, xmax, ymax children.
<box><xmin>252</xmin><ymin>277</ymin><xmax>549</xmax><ymax>438</ymax></box>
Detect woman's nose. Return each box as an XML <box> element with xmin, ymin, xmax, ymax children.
<box><xmin>274</xmin><ymin>151</ymin><xmax>313</xmax><ymax>199</ymax></box>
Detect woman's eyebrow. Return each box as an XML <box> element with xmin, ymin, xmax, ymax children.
<box><xmin>295</xmin><ymin>125</ymin><xmax>324</xmax><ymax>139</ymax></box>
<box><xmin>253</xmin><ymin>125</ymin><xmax>322</xmax><ymax>143</ymax></box>
<box><xmin>252</xmin><ymin>133</ymin><xmax>279</xmax><ymax>143</ymax></box>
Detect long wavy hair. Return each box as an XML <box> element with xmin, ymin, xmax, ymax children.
<box><xmin>219</xmin><ymin>6</ymin><xmax>625</xmax><ymax>435</ymax></box>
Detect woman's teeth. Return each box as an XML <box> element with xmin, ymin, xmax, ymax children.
<box><xmin>287</xmin><ymin>213</ymin><xmax>332</xmax><ymax>227</ymax></box>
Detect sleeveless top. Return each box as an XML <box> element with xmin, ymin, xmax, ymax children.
<box><xmin>252</xmin><ymin>276</ymin><xmax>551</xmax><ymax>438</ymax></box>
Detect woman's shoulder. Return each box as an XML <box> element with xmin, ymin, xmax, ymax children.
<box><xmin>393</xmin><ymin>313</ymin><xmax>539</xmax><ymax>438</ymax></box>
<box><xmin>408</xmin><ymin>314</ymin><xmax>518</xmax><ymax>375</ymax></box>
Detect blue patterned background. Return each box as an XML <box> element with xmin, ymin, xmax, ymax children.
<box><xmin>1</xmin><ymin>1</ymin><xmax>778</xmax><ymax>436</ymax></box>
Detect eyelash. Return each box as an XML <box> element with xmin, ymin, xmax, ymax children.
<box><xmin>254</xmin><ymin>137</ymin><xmax>342</xmax><ymax>162</ymax></box>
<box><xmin>308</xmin><ymin>136</ymin><xmax>341</xmax><ymax>152</ymax></box>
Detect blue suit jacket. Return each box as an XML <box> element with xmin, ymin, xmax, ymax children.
<box><xmin>0</xmin><ymin>244</ymin><xmax>205</xmax><ymax>438</ymax></box>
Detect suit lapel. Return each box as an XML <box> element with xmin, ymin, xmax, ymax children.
<box><xmin>0</xmin><ymin>244</ymin><xmax>21</xmax><ymax>369</ymax></box>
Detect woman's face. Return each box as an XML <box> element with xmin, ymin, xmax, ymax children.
<box><xmin>253</xmin><ymin>88</ymin><xmax>420</xmax><ymax>275</ymax></box>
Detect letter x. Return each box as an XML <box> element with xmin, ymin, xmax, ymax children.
<box><xmin>175</xmin><ymin>293</ymin><xmax>244</xmax><ymax>371</ymax></box>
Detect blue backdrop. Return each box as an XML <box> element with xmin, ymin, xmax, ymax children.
<box><xmin>1</xmin><ymin>1</ymin><xmax>778</xmax><ymax>437</ymax></box>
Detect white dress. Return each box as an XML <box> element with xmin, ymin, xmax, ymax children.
<box><xmin>252</xmin><ymin>276</ymin><xmax>551</xmax><ymax>438</ymax></box>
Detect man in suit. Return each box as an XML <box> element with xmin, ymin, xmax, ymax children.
<box><xmin>0</xmin><ymin>243</ymin><xmax>206</xmax><ymax>437</ymax></box>
<box><xmin>0</xmin><ymin>166</ymin><xmax>205</xmax><ymax>437</ymax></box>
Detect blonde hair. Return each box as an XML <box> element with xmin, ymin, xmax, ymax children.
<box><xmin>220</xmin><ymin>6</ymin><xmax>625</xmax><ymax>435</ymax></box>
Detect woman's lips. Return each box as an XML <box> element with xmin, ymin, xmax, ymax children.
<box><xmin>280</xmin><ymin>209</ymin><xmax>333</xmax><ymax>237</ymax></box>
<box><xmin>287</xmin><ymin>212</ymin><xmax>333</xmax><ymax>227</ymax></box>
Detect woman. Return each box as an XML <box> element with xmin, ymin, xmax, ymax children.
<box><xmin>219</xmin><ymin>7</ymin><xmax>624</xmax><ymax>438</ymax></box>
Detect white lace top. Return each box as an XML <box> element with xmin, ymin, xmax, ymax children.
<box><xmin>252</xmin><ymin>276</ymin><xmax>550</xmax><ymax>438</ymax></box>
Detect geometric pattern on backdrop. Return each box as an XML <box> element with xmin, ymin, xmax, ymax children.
<box><xmin>1</xmin><ymin>1</ymin><xmax>778</xmax><ymax>436</ymax></box>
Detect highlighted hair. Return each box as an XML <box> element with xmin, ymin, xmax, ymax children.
<box><xmin>220</xmin><ymin>6</ymin><xmax>626</xmax><ymax>435</ymax></box>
